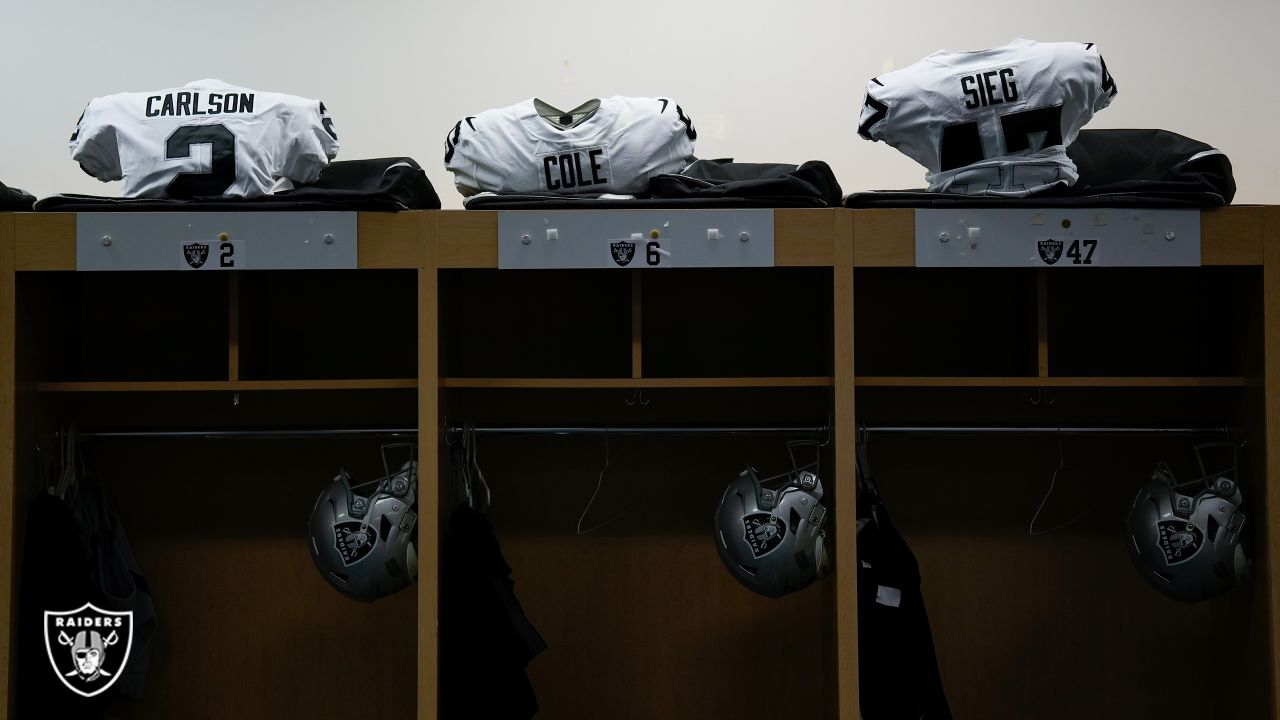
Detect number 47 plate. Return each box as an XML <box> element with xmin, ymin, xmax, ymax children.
<box><xmin>914</xmin><ymin>209</ymin><xmax>1201</xmax><ymax>267</ymax></box>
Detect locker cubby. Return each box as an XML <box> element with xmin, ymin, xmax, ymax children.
<box><xmin>238</xmin><ymin>270</ymin><xmax>418</xmax><ymax>380</ymax></box>
<box><xmin>440</xmin><ymin>387</ymin><xmax>837</xmax><ymax>720</ymax></box>
<box><xmin>438</xmin><ymin>269</ymin><xmax>632</xmax><ymax>378</ymax></box>
<box><xmin>11</xmin><ymin>389</ymin><xmax>420</xmax><ymax>720</ymax></box>
<box><xmin>1046</xmin><ymin>267</ymin><xmax>1260</xmax><ymax>377</ymax></box>
<box><xmin>16</xmin><ymin>271</ymin><xmax>229</xmax><ymax>382</ymax></box>
<box><xmin>641</xmin><ymin>267</ymin><xmax>833</xmax><ymax>378</ymax></box>
<box><xmin>854</xmin><ymin>268</ymin><xmax>1039</xmax><ymax>377</ymax></box>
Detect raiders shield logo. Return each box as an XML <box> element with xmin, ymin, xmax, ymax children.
<box><xmin>1037</xmin><ymin>239</ymin><xmax>1063</xmax><ymax>266</ymax></box>
<box><xmin>1158</xmin><ymin>520</ymin><xmax>1204</xmax><ymax>564</ymax></box>
<box><xmin>334</xmin><ymin>521</ymin><xmax>379</xmax><ymax>565</ymax></box>
<box><xmin>44</xmin><ymin>603</ymin><xmax>134</xmax><ymax>698</ymax></box>
<box><xmin>183</xmin><ymin>242</ymin><xmax>210</xmax><ymax>269</ymax></box>
<box><xmin>610</xmin><ymin>241</ymin><xmax>635</xmax><ymax>267</ymax></box>
<box><xmin>742</xmin><ymin>512</ymin><xmax>786</xmax><ymax>558</ymax></box>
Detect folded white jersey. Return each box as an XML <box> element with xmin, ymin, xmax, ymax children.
<box><xmin>70</xmin><ymin>79</ymin><xmax>340</xmax><ymax>199</ymax></box>
<box><xmin>858</xmin><ymin>39</ymin><xmax>1117</xmax><ymax>197</ymax></box>
<box><xmin>444</xmin><ymin>96</ymin><xmax>697</xmax><ymax>196</ymax></box>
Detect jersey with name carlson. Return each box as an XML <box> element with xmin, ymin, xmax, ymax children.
<box><xmin>443</xmin><ymin>96</ymin><xmax>697</xmax><ymax>196</ymax></box>
<box><xmin>858</xmin><ymin>39</ymin><xmax>1117</xmax><ymax>197</ymax></box>
<box><xmin>70</xmin><ymin>79</ymin><xmax>339</xmax><ymax>199</ymax></box>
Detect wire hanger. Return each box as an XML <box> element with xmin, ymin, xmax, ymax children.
<box><xmin>576</xmin><ymin>430</ymin><xmax>627</xmax><ymax>535</ymax></box>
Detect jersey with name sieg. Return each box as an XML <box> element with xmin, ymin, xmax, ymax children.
<box><xmin>70</xmin><ymin>79</ymin><xmax>339</xmax><ymax>199</ymax></box>
<box><xmin>858</xmin><ymin>39</ymin><xmax>1117</xmax><ymax>196</ymax></box>
<box><xmin>443</xmin><ymin>96</ymin><xmax>697</xmax><ymax>196</ymax></box>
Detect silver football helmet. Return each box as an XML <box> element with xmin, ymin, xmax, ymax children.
<box><xmin>715</xmin><ymin>465</ymin><xmax>829</xmax><ymax>598</ymax></box>
<box><xmin>1126</xmin><ymin>442</ymin><xmax>1248</xmax><ymax>603</ymax></box>
<box><xmin>309</xmin><ymin>448</ymin><xmax>419</xmax><ymax>603</ymax></box>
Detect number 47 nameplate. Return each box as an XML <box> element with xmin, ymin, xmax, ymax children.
<box><xmin>913</xmin><ymin>208</ymin><xmax>1201</xmax><ymax>267</ymax></box>
<box><xmin>76</xmin><ymin>212</ymin><xmax>357</xmax><ymax>271</ymax></box>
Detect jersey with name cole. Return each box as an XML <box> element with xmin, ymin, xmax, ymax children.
<box><xmin>858</xmin><ymin>39</ymin><xmax>1117</xmax><ymax>197</ymax></box>
<box><xmin>70</xmin><ymin>79</ymin><xmax>339</xmax><ymax>199</ymax></box>
<box><xmin>443</xmin><ymin>96</ymin><xmax>697</xmax><ymax>196</ymax></box>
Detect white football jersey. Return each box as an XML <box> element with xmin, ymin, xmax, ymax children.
<box><xmin>858</xmin><ymin>39</ymin><xmax>1117</xmax><ymax>196</ymax></box>
<box><xmin>444</xmin><ymin>96</ymin><xmax>697</xmax><ymax>196</ymax></box>
<box><xmin>70</xmin><ymin>79</ymin><xmax>340</xmax><ymax>199</ymax></box>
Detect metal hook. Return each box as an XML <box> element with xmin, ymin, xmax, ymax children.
<box><xmin>1030</xmin><ymin>388</ymin><xmax>1056</xmax><ymax>406</ymax></box>
<box><xmin>624</xmin><ymin>389</ymin><xmax>650</xmax><ymax>407</ymax></box>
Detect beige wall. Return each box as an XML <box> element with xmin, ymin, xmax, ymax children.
<box><xmin>2</xmin><ymin>0</ymin><xmax>1276</xmax><ymax>206</ymax></box>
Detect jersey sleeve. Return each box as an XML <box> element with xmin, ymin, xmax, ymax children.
<box><xmin>68</xmin><ymin>99</ymin><xmax>123</xmax><ymax>182</ymax></box>
<box><xmin>857</xmin><ymin>80</ymin><xmax>891</xmax><ymax>143</ymax></box>
<box><xmin>661</xmin><ymin>98</ymin><xmax>698</xmax><ymax>164</ymax></box>
<box><xmin>280</xmin><ymin>100</ymin><xmax>340</xmax><ymax>185</ymax></box>
<box><xmin>443</xmin><ymin>116</ymin><xmax>482</xmax><ymax>196</ymax></box>
<box><xmin>1081</xmin><ymin>43</ymin><xmax>1118</xmax><ymax>112</ymax></box>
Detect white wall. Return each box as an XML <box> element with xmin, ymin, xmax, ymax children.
<box><xmin>2</xmin><ymin>0</ymin><xmax>1277</xmax><ymax>207</ymax></box>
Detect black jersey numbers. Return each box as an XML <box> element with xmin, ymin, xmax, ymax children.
<box><xmin>938</xmin><ymin>104</ymin><xmax>1064</xmax><ymax>172</ymax></box>
<box><xmin>319</xmin><ymin>102</ymin><xmax>338</xmax><ymax>141</ymax></box>
<box><xmin>164</xmin><ymin>123</ymin><xmax>237</xmax><ymax>198</ymax></box>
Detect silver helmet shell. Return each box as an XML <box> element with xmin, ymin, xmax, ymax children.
<box><xmin>309</xmin><ymin>462</ymin><xmax>418</xmax><ymax>602</ymax></box>
<box><xmin>1126</xmin><ymin>459</ymin><xmax>1248</xmax><ymax>603</ymax></box>
<box><xmin>715</xmin><ymin>466</ymin><xmax>829</xmax><ymax>598</ymax></box>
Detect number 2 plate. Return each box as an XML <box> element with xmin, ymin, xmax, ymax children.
<box><xmin>914</xmin><ymin>208</ymin><xmax>1201</xmax><ymax>268</ymax></box>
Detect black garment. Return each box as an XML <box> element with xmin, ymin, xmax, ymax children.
<box><xmin>1</xmin><ymin>180</ymin><xmax>35</xmax><ymax>210</ymax></box>
<box><xmin>846</xmin><ymin>128</ymin><xmax>1234</xmax><ymax>208</ymax></box>
<box><xmin>33</xmin><ymin>157</ymin><xmax>440</xmax><ymax>211</ymax></box>
<box><xmin>1067</xmin><ymin>128</ymin><xmax>1235</xmax><ymax>204</ymax></box>
<box><xmin>647</xmin><ymin>159</ymin><xmax>842</xmax><ymax>207</ymax></box>
<box><xmin>440</xmin><ymin>505</ymin><xmax>545</xmax><ymax>720</ymax></box>
<box><xmin>857</xmin><ymin>501</ymin><xmax>953</xmax><ymax>720</ymax></box>
<box><xmin>463</xmin><ymin>158</ymin><xmax>842</xmax><ymax>209</ymax></box>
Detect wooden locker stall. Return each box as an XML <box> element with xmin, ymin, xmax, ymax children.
<box><xmin>428</xmin><ymin>208</ymin><xmax>857</xmax><ymax>720</ymax></box>
<box><xmin>0</xmin><ymin>212</ymin><xmax>431</xmax><ymax>719</ymax></box>
<box><xmin>849</xmin><ymin>206</ymin><xmax>1279</xmax><ymax>720</ymax></box>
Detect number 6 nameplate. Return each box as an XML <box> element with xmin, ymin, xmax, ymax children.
<box><xmin>76</xmin><ymin>212</ymin><xmax>357</xmax><ymax>271</ymax></box>
<box><xmin>497</xmin><ymin>209</ymin><xmax>775</xmax><ymax>269</ymax></box>
<box><xmin>913</xmin><ymin>208</ymin><xmax>1201</xmax><ymax>268</ymax></box>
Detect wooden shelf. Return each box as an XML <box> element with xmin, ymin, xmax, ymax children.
<box><xmin>440</xmin><ymin>376</ymin><xmax>833</xmax><ymax>389</ymax></box>
<box><xmin>12</xmin><ymin>211</ymin><xmax>425</xmax><ymax>271</ymax></box>
<box><xmin>856</xmin><ymin>376</ymin><xmax>1249</xmax><ymax>388</ymax></box>
<box><xmin>852</xmin><ymin>205</ymin><xmax>1267</xmax><ymax>267</ymax></box>
<box><xmin>435</xmin><ymin>208</ymin><xmax>840</xmax><ymax>268</ymax></box>
<box><xmin>34</xmin><ymin>379</ymin><xmax>418</xmax><ymax>392</ymax></box>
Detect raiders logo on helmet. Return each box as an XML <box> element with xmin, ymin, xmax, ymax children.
<box><xmin>1158</xmin><ymin>520</ymin><xmax>1204</xmax><ymax>564</ymax></box>
<box><xmin>1038</xmin><ymin>238</ymin><xmax>1063</xmax><ymax>265</ymax></box>
<box><xmin>334</xmin><ymin>521</ymin><xmax>379</xmax><ymax>565</ymax></box>
<box><xmin>742</xmin><ymin>512</ymin><xmax>786</xmax><ymax>558</ymax></box>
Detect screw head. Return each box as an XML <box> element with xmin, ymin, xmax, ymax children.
<box><xmin>521</xmin><ymin>234</ymin><xmax>531</xmax><ymax>245</ymax></box>
<box><xmin>1164</xmin><ymin>231</ymin><xmax>1176</xmax><ymax>241</ymax></box>
<box><xmin>101</xmin><ymin>235</ymin><xmax>112</xmax><ymax>246</ymax></box>
<box><xmin>739</xmin><ymin>232</ymin><xmax>750</xmax><ymax>243</ymax></box>
<box><xmin>324</xmin><ymin>234</ymin><xmax>335</xmax><ymax>245</ymax></box>
<box><xmin>938</xmin><ymin>232</ymin><xmax>951</xmax><ymax>243</ymax></box>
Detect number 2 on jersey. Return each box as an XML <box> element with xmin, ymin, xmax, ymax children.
<box><xmin>165</xmin><ymin>123</ymin><xmax>236</xmax><ymax>198</ymax></box>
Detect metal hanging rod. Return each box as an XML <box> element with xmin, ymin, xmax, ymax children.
<box><xmin>74</xmin><ymin>428</ymin><xmax>419</xmax><ymax>440</ymax></box>
<box><xmin>865</xmin><ymin>425</ymin><xmax>1232</xmax><ymax>435</ymax></box>
<box><xmin>446</xmin><ymin>425</ymin><xmax>830</xmax><ymax>436</ymax></box>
